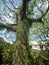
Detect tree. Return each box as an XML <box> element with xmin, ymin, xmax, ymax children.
<box><xmin>0</xmin><ymin>0</ymin><xmax>49</xmax><ymax>65</ymax></box>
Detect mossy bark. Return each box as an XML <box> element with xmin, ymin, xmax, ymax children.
<box><xmin>13</xmin><ymin>19</ymin><xmax>34</xmax><ymax>65</ymax></box>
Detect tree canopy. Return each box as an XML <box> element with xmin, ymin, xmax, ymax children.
<box><xmin>0</xmin><ymin>0</ymin><xmax>49</xmax><ymax>65</ymax></box>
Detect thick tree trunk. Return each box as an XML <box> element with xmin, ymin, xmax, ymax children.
<box><xmin>13</xmin><ymin>0</ymin><xmax>34</xmax><ymax>65</ymax></box>
<box><xmin>13</xmin><ymin>19</ymin><xmax>34</xmax><ymax>65</ymax></box>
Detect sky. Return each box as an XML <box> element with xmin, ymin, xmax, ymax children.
<box><xmin>0</xmin><ymin>0</ymin><xmax>22</xmax><ymax>43</ymax></box>
<box><xmin>0</xmin><ymin>0</ymin><xmax>49</xmax><ymax>44</ymax></box>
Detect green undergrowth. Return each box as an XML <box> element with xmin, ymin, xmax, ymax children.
<box><xmin>0</xmin><ymin>43</ymin><xmax>49</xmax><ymax>65</ymax></box>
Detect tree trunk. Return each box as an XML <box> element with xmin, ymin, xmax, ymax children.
<box><xmin>13</xmin><ymin>19</ymin><xmax>34</xmax><ymax>65</ymax></box>
<box><xmin>13</xmin><ymin>0</ymin><xmax>34</xmax><ymax>65</ymax></box>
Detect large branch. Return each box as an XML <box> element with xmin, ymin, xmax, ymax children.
<box><xmin>0</xmin><ymin>23</ymin><xmax>17</xmax><ymax>32</ymax></box>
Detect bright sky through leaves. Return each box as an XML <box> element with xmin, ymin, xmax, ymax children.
<box><xmin>0</xmin><ymin>0</ymin><xmax>49</xmax><ymax>43</ymax></box>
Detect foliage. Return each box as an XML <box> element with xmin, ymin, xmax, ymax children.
<box><xmin>0</xmin><ymin>43</ymin><xmax>15</xmax><ymax>65</ymax></box>
<box><xmin>0</xmin><ymin>0</ymin><xmax>49</xmax><ymax>65</ymax></box>
<box><xmin>0</xmin><ymin>43</ymin><xmax>49</xmax><ymax>65</ymax></box>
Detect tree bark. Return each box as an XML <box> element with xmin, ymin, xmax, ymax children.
<box><xmin>13</xmin><ymin>0</ymin><xmax>34</xmax><ymax>65</ymax></box>
<box><xmin>13</xmin><ymin>18</ymin><xmax>34</xmax><ymax>65</ymax></box>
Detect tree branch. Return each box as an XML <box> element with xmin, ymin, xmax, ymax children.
<box><xmin>41</xmin><ymin>2</ymin><xmax>49</xmax><ymax>19</ymax></box>
<box><xmin>9</xmin><ymin>0</ymin><xmax>22</xmax><ymax>9</ymax></box>
<box><xmin>6</xmin><ymin>4</ymin><xmax>16</xmax><ymax>13</ymax></box>
<box><xmin>0</xmin><ymin>23</ymin><xmax>17</xmax><ymax>32</ymax></box>
<box><xmin>38</xmin><ymin>1</ymin><xmax>49</xmax><ymax>20</ymax></box>
<box><xmin>9</xmin><ymin>0</ymin><xmax>16</xmax><ymax>9</ymax></box>
<box><xmin>27</xmin><ymin>1</ymin><xmax>49</xmax><ymax>23</ymax></box>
